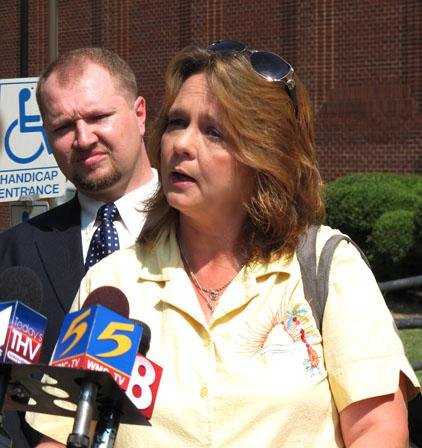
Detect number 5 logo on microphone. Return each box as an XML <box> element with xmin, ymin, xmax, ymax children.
<box><xmin>60</xmin><ymin>309</ymin><xmax>135</xmax><ymax>358</ymax></box>
<box><xmin>51</xmin><ymin>305</ymin><xmax>142</xmax><ymax>386</ymax></box>
<box><xmin>60</xmin><ymin>308</ymin><xmax>91</xmax><ymax>357</ymax></box>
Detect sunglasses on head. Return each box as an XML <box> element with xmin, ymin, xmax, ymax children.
<box><xmin>207</xmin><ymin>39</ymin><xmax>298</xmax><ymax>115</ymax></box>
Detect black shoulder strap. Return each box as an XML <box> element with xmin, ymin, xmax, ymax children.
<box><xmin>297</xmin><ymin>225</ymin><xmax>370</xmax><ymax>332</ymax></box>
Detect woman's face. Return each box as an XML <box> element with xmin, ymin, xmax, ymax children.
<box><xmin>160</xmin><ymin>72</ymin><xmax>254</xmax><ymax>224</ymax></box>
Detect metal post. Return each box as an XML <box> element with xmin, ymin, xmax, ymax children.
<box><xmin>19</xmin><ymin>0</ymin><xmax>28</xmax><ymax>77</ymax></box>
<box><xmin>48</xmin><ymin>0</ymin><xmax>62</xmax><ymax>209</ymax></box>
<box><xmin>48</xmin><ymin>0</ymin><xmax>58</xmax><ymax>63</ymax></box>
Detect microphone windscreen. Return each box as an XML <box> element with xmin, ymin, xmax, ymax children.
<box><xmin>131</xmin><ymin>320</ymin><xmax>151</xmax><ymax>356</ymax></box>
<box><xmin>0</xmin><ymin>266</ymin><xmax>43</xmax><ymax>311</ymax></box>
<box><xmin>82</xmin><ymin>286</ymin><xmax>130</xmax><ymax>318</ymax></box>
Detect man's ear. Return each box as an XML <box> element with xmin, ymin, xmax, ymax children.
<box><xmin>134</xmin><ymin>96</ymin><xmax>146</xmax><ymax>135</ymax></box>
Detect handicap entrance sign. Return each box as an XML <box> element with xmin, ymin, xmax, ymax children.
<box><xmin>0</xmin><ymin>77</ymin><xmax>66</xmax><ymax>202</ymax></box>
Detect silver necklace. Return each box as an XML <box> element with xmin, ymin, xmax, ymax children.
<box><xmin>179</xmin><ymin>249</ymin><xmax>238</xmax><ymax>312</ymax></box>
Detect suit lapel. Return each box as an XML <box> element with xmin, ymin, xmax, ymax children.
<box><xmin>35</xmin><ymin>196</ymin><xmax>85</xmax><ymax>313</ymax></box>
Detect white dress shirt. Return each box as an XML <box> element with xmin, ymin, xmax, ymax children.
<box><xmin>78</xmin><ymin>168</ymin><xmax>158</xmax><ymax>261</ymax></box>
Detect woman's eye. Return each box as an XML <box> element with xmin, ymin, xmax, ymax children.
<box><xmin>166</xmin><ymin>118</ymin><xmax>185</xmax><ymax>129</ymax></box>
<box><xmin>207</xmin><ymin>127</ymin><xmax>223</xmax><ymax>140</ymax></box>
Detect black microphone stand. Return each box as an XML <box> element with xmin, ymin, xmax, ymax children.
<box><xmin>0</xmin><ymin>363</ymin><xmax>149</xmax><ymax>448</ymax></box>
<box><xmin>91</xmin><ymin>407</ymin><xmax>121</xmax><ymax>448</ymax></box>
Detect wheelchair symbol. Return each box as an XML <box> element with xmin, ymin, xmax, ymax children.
<box><xmin>4</xmin><ymin>87</ymin><xmax>52</xmax><ymax>164</ymax></box>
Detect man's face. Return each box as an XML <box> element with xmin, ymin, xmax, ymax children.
<box><xmin>41</xmin><ymin>63</ymin><xmax>147</xmax><ymax>201</ymax></box>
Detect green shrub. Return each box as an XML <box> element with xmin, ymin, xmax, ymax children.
<box><xmin>369</xmin><ymin>210</ymin><xmax>416</xmax><ymax>278</ymax></box>
<box><xmin>324</xmin><ymin>173</ymin><xmax>422</xmax><ymax>280</ymax></box>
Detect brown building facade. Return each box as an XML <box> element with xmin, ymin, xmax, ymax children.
<box><xmin>0</xmin><ymin>0</ymin><xmax>421</xmax><ymax>231</ymax></box>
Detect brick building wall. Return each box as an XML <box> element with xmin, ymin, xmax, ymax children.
<box><xmin>0</xmin><ymin>0</ymin><xmax>421</xmax><ymax>231</ymax></box>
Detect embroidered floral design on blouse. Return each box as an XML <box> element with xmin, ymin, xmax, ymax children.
<box><xmin>282</xmin><ymin>304</ymin><xmax>321</xmax><ymax>375</ymax></box>
<box><xmin>237</xmin><ymin>301</ymin><xmax>322</xmax><ymax>376</ymax></box>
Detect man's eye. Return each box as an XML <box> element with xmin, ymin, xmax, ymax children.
<box><xmin>87</xmin><ymin>114</ymin><xmax>110</xmax><ymax>123</ymax></box>
<box><xmin>53</xmin><ymin>123</ymin><xmax>71</xmax><ymax>134</ymax></box>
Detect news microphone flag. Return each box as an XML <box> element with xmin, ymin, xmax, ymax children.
<box><xmin>0</xmin><ymin>301</ymin><xmax>47</xmax><ymax>364</ymax></box>
<box><xmin>51</xmin><ymin>305</ymin><xmax>142</xmax><ymax>390</ymax></box>
<box><xmin>126</xmin><ymin>354</ymin><xmax>162</xmax><ymax>419</ymax></box>
<box><xmin>125</xmin><ymin>320</ymin><xmax>162</xmax><ymax>419</ymax></box>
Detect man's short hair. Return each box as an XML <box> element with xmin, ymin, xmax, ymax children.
<box><xmin>36</xmin><ymin>47</ymin><xmax>138</xmax><ymax>117</ymax></box>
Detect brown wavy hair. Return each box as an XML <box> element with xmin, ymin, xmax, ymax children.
<box><xmin>140</xmin><ymin>45</ymin><xmax>325</xmax><ymax>262</ymax></box>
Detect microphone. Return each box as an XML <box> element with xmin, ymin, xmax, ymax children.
<box><xmin>136</xmin><ymin>321</ymin><xmax>151</xmax><ymax>357</ymax></box>
<box><xmin>91</xmin><ymin>308</ymin><xmax>162</xmax><ymax>448</ymax></box>
<box><xmin>0</xmin><ymin>266</ymin><xmax>45</xmax><ymax>448</ymax></box>
<box><xmin>51</xmin><ymin>286</ymin><xmax>140</xmax><ymax>388</ymax></box>
<box><xmin>80</xmin><ymin>286</ymin><xmax>129</xmax><ymax>318</ymax></box>
<box><xmin>51</xmin><ymin>286</ymin><xmax>143</xmax><ymax>448</ymax></box>
<box><xmin>0</xmin><ymin>267</ymin><xmax>46</xmax><ymax>365</ymax></box>
<box><xmin>92</xmin><ymin>321</ymin><xmax>153</xmax><ymax>448</ymax></box>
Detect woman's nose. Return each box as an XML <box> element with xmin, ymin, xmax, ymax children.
<box><xmin>172</xmin><ymin>126</ymin><xmax>196</xmax><ymax>158</ymax></box>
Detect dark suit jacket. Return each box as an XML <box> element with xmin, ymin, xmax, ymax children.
<box><xmin>0</xmin><ymin>195</ymin><xmax>86</xmax><ymax>447</ymax></box>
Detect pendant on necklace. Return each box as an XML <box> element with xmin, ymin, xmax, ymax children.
<box><xmin>209</xmin><ymin>290</ymin><xmax>219</xmax><ymax>301</ymax></box>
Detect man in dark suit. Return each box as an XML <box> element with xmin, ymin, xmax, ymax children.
<box><xmin>0</xmin><ymin>47</ymin><xmax>158</xmax><ymax>447</ymax></box>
